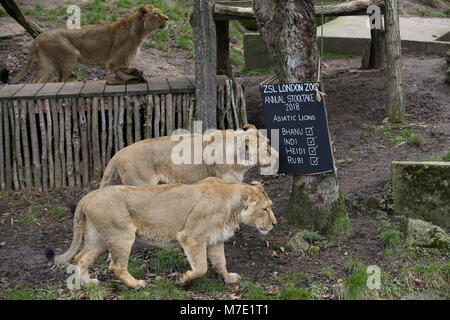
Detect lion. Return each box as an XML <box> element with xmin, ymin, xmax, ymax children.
<box><xmin>44</xmin><ymin>178</ymin><xmax>276</xmax><ymax>288</ymax></box>
<box><xmin>4</xmin><ymin>5</ymin><xmax>168</xmax><ymax>84</ymax></box>
<box><xmin>99</xmin><ymin>124</ymin><xmax>279</xmax><ymax>188</ymax></box>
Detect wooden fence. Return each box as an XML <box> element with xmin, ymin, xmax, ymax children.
<box><xmin>0</xmin><ymin>76</ymin><xmax>247</xmax><ymax>191</ymax></box>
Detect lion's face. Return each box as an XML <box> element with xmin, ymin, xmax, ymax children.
<box><xmin>241</xmin><ymin>182</ymin><xmax>277</xmax><ymax>235</ymax></box>
<box><xmin>140</xmin><ymin>5</ymin><xmax>169</xmax><ymax>31</ymax></box>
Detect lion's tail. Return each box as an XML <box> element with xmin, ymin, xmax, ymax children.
<box><xmin>99</xmin><ymin>152</ymin><xmax>119</xmax><ymax>188</ymax></box>
<box><xmin>44</xmin><ymin>198</ymin><xmax>86</xmax><ymax>265</ymax></box>
<box><xmin>8</xmin><ymin>41</ymin><xmax>38</xmax><ymax>84</ymax></box>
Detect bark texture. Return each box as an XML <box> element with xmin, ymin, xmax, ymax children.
<box><xmin>192</xmin><ymin>0</ymin><xmax>217</xmax><ymax>129</ymax></box>
<box><xmin>384</xmin><ymin>0</ymin><xmax>404</xmax><ymax>123</ymax></box>
<box><xmin>254</xmin><ymin>0</ymin><xmax>346</xmax><ymax>233</ymax></box>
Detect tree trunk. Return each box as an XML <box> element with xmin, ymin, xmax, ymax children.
<box><xmin>0</xmin><ymin>0</ymin><xmax>43</xmax><ymax>38</ymax></box>
<box><xmin>253</xmin><ymin>0</ymin><xmax>346</xmax><ymax>233</ymax></box>
<box><xmin>192</xmin><ymin>0</ymin><xmax>217</xmax><ymax>130</ymax></box>
<box><xmin>384</xmin><ymin>0</ymin><xmax>404</xmax><ymax>123</ymax></box>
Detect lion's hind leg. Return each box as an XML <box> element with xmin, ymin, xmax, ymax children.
<box><xmin>73</xmin><ymin>219</ymin><xmax>108</xmax><ymax>286</ymax></box>
<box><xmin>33</xmin><ymin>55</ymin><xmax>57</xmax><ymax>83</ymax></box>
<box><xmin>105</xmin><ymin>221</ymin><xmax>146</xmax><ymax>288</ymax></box>
<box><xmin>176</xmin><ymin>232</ymin><xmax>208</xmax><ymax>285</ymax></box>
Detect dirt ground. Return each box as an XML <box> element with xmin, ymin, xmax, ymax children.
<box><xmin>0</xmin><ymin>1</ymin><xmax>449</xmax><ymax>299</ymax></box>
<box><xmin>0</xmin><ymin>51</ymin><xmax>448</xmax><ymax>299</ymax></box>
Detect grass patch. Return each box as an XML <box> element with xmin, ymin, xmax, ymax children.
<box><xmin>321</xmin><ymin>266</ymin><xmax>334</xmax><ymax>279</ymax></box>
<box><xmin>331</xmin><ymin>216</ymin><xmax>354</xmax><ymax>243</ymax></box>
<box><xmin>423</xmin><ymin>151</ymin><xmax>450</xmax><ymax>162</ymax></box>
<box><xmin>189</xmin><ymin>277</ymin><xmax>225</xmax><ymax>293</ymax></box>
<box><xmin>339</xmin><ymin>258</ymin><xmax>376</xmax><ymax>300</ymax></box>
<box><xmin>381</xmin><ymin>230</ymin><xmax>403</xmax><ymax>249</ymax></box>
<box><xmin>14</xmin><ymin>206</ymin><xmax>42</xmax><ymax>226</ymax></box>
<box><xmin>128</xmin><ymin>255</ymin><xmax>147</xmax><ymax>279</ymax></box>
<box><xmin>322</xmin><ymin>51</ymin><xmax>355</xmax><ymax>59</ymax></box>
<box><xmin>278</xmin><ymin>272</ymin><xmax>308</xmax><ymax>287</ymax></box>
<box><xmin>0</xmin><ymin>282</ymin><xmax>55</xmax><ymax>300</ymax></box>
<box><xmin>302</xmin><ymin>230</ymin><xmax>326</xmax><ymax>244</ymax></box>
<box><xmin>278</xmin><ymin>287</ymin><xmax>313</xmax><ymax>300</ymax></box>
<box><xmin>150</xmin><ymin>246</ymin><xmax>189</xmax><ymax>275</ymax></box>
<box><xmin>242</xmin><ymin>281</ymin><xmax>275</xmax><ymax>300</ymax></box>
<box><xmin>70</xmin><ymin>66</ymin><xmax>86</xmax><ymax>82</ymax></box>
<box><xmin>151</xmin><ymin>279</ymin><xmax>189</xmax><ymax>300</ymax></box>
<box><xmin>50</xmin><ymin>206</ymin><xmax>65</xmax><ymax>219</ymax></box>
<box><xmin>85</xmin><ymin>283</ymin><xmax>108</xmax><ymax>300</ymax></box>
<box><xmin>398</xmin><ymin>262</ymin><xmax>450</xmax><ymax>294</ymax></box>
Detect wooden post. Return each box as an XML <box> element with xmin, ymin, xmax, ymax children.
<box><xmin>192</xmin><ymin>0</ymin><xmax>217</xmax><ymax>130</ymax></box>
<box><xmin>384</xmin><ymin>0</ymin><xmax>404</xmax><ymax>123</ymax></box>
<box><xmin>216</xmin><ymin>20</ymin><xmax>232</xmax><ymax>77</ymax></box>
<box><xmin>0</xmin><ymin>0</ymin><xmax>43</xmax><ymax>38</ymax></box>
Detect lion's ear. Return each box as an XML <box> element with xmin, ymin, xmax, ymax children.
<box><xmin>243</xmin><ymin>124</ymin><xmax>257</xmax><ymax>131</ymax></box>
<box><xmin>139</xmin><ymin>6</ymin><xmax>150</xmax><ymax>16</ymax></box>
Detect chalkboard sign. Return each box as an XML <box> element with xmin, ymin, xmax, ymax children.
<box><xmin>261</xmin><ymin>82</ymin><xmax>335</xmax><ymax>175</ymax></box>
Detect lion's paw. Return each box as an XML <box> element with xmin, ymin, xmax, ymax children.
<box><xmin>224</xmin><ymin>273</ymin><xmax>241</xmax><ymax>284</ymax></box>
<box><xmin>135</xmin><ymin>280</ymin><xmax>146</xmax><ymax>289</ymax></box>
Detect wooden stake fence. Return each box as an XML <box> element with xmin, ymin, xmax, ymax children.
<box><xmin>0</xmin><ymin>76</ymin><xmax>247</xmax><ymax>191</ymax></box>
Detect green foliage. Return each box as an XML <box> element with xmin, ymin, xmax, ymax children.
<box><xmin>383</xmin><ymin>180</ymin><xmax>394</xmax><ymax>212</ymax></box>
<box><xmin>398</xmin><ymin>262</ymin><xmax>450</xmax><ymax>294</ymax></box>
<box><xmin>302</xmin><ymin>230</ymin><xmax>326</xmax><ymax>244</ymax></box>
<box><xmin>242</xmin><ymin>281</ymin><xmax>274</xmax><ymax>300</ymax></box>
<box><xmin>321</xmin><ymin>266</ymin><xmax>334</xmax><ymax>279</ymax></box>
<box><xmin>70</xmin><ymin>66</ymin><xmax>86</xmax><ymax>82</ymax></box>
<box><xmin>150</xmin><ymin>247</ymin><xmax>189</xmax><ymax>275</ymax></box>
<box><xmin>0</xmin><ymin>282</ymin><xmax>55</xmax><ymax>300</ymax></box>
<box><xmin>332</xmin><ymin>216</ymin><xmax>354</xmax><ymax>243</ymax></box>
<box><xmin>121</xmin><ymin>279</ymin><xmax>189</xmax><ymax>300</ymax></box>
<box><xmin>381</xmin><ymin>230</ymin><xmax>403</xmax><ymax>249</ymax></box>
<box><xmin>340</xmin><ymin>258</ymin><xmax>375</xmax><ymax>300</ymax></box>
<box><xmin>14</xmin><ymin>206</ymin><xmax>42</xmax><ymax>226</ymax></box>
<box><xmin>189</xmin><ymin>277</ymin><xmax>225</xmax><ymax>293</ymax></box>
<box><xmin>85</xmin><ymin>283</ymin><xmax>108</xmax><ymax>300</ymax></box>
<box><xmin>278</xmin><ymin>272</ymin><xmax>308</xmax><ymax>286</ymax></box>
<box><xmin>128</xmin><ymin>256</ymin><xmax>147</xmax><ymax>279</ymax></box>
<box><xmin>278</xmin><ymin>287</ymin><xmax>313</xmax><ymax>300</ymax></box>
<box><xmin>50</xmin><ymin>206</ymin><xmax>65</xmax><ymax>219</ymax></box>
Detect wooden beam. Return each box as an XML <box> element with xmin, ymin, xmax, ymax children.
<box><xmin>214</xmin><ymin>0</ymin><xmax>385</xmax><ymax>20</ymax></box>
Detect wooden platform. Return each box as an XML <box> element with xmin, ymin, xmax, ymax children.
<box><xmin>0</xmin><ymin>77</ymin><xmax>195</xmax><ymax>101</ymax></box>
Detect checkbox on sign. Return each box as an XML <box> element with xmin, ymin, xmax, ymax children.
<box><xmin>310</xmin><ymin>157</ymin><xmax>319</xmax><ymax>166</ymax></box>
<box><xmin>307</xmin><ymin>137</ymin><xmax>316</xmax><ymax>146</ymax></box>
<box><xmin>308</xmin><ymin>146</ymin><xmax>317</xmax><ymax>156</ymax></box>
<box><xmin>305</xmin><ymin>127</ymin><xmax>314</xmax><ymax>136</ymax></box>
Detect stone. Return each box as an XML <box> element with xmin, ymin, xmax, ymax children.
<box><xmin>285</xmin><ymin>231</ymin><xmax>309</xmax><ymax>252</ymax></box>
<box><xmin>392</xmin><ymin>161</ymin><xmax>450</xmax><ymax>228</ymax></box>
<box><xmin>365</xmin><ymin>196</ymin><xmax>384</xmax><ymax>211</ymax></box>
<box><xmin>405</xmin><ymin>218</ymin><xmax>449</xmax><ymax>250</ymax></box>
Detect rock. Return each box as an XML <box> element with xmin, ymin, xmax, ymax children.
<box><xmin>365</xmin><ymin>196</ymin><xmax>384</xmax><ymax>211</ymax></box>
<box><xmin>285</xmin><ymin>231</ymin><xmax>309</xmax><ymax>252</ymax></box>
<box><xmin>392</xmin><ymin>161</ymin><xmax>450</xmax><ymax>228</ymax></box>
<box><xmin>405</xmin><ymin>218</ymin><xmax>450</xmax><ymax>249</ymax></box>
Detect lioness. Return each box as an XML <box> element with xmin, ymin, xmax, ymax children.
<box><xmin>45</xmin><ymin>178</ymin><xmax>276</xmax><ymax>288</ymax></box>
<box><xmin>99</xmin><ymin>124</ymin><xmax>279</xmax><ymax>187</ymax></box>
<box><xmin>5</xmin><ymin>5</ymin><xmax>168</xmax><ymax>84</ymax></box>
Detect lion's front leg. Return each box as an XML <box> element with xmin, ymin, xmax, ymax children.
<box><xmin>176</xmin><ymin>232</ymin><xmax>208</xmax><ymax>285</ymax></box>
<box><xmin>207</xmin><ymin>242</ymin><xmax>241</xmax><ymax>284</ymax></box>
